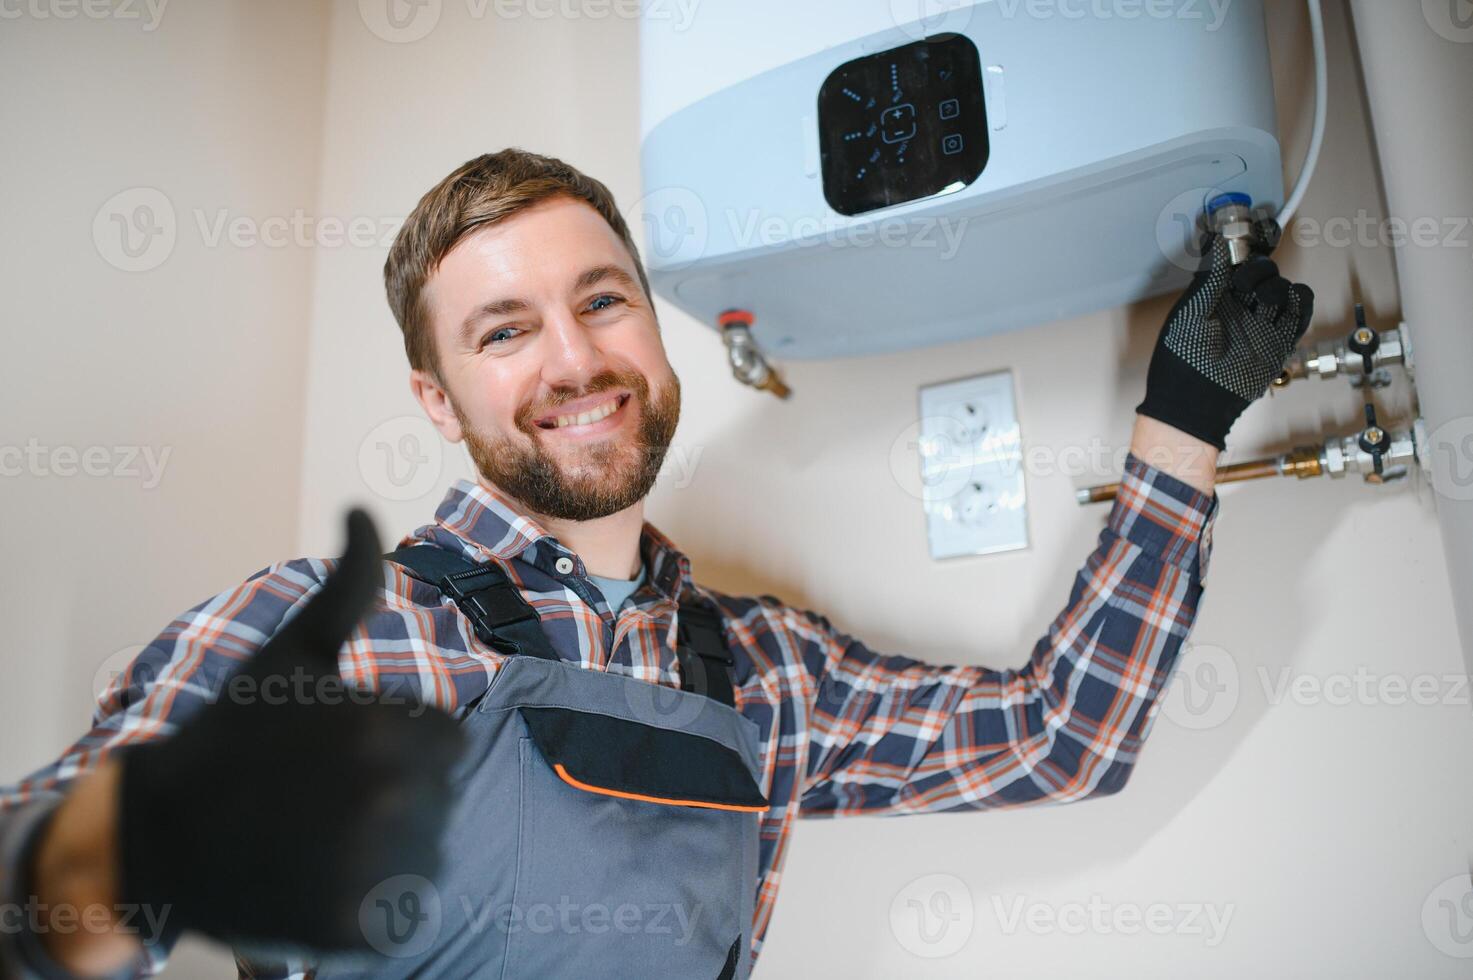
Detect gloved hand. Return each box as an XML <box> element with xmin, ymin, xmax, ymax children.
<box><xmin>1135</xmin><ymin>227</ymin><xmax>1314</xmax><ymax>451</ymax></box>
<box><xmin>116</xmin><ymin>509</ymin><xmax>465</xmax><ymax>953</ymax></box>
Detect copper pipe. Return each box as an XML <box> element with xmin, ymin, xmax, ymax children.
<box><xmin>757</xmin><ymin>373</ymin><xmax>792</xmax><ymax>399</ymax></box>
<box><xmin>719</xmin><ymin>310</ymin><xmax>791</xmax><ymax>400</ymax></box>
<box><xmin>1279</xmin><ymin>448</ymin><xmax>1325</xmax><ymax>480</ymax></box>
<box><xmin>1216</xmin><ymin>459</ymin><xmax>1284</xmax><ymax>483</ymax></box>
<box><xmin>1076</xmin><ymin>448</ymin><xmax>1323</xmax><ymax>505</ymax></box>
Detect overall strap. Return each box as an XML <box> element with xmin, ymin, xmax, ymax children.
<box><xmin>386</xmin><ymin>544</ymin><xmax>559</xmax><ymax>662</ymax></box>
<box><xmin>385</xmin><ymin>545</ymin><xmax>740</xmax><ymax>708</ymax></box>
<box><xmin>674</xmin><ymin>599</ymin><xmax>737</xmax><ymax>708</ymax></box>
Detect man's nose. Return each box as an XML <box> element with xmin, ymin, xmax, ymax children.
<box><xmin>539</xmin><ymin>309</ymin><xmax>606</xmax><ymax>390</ymax></box>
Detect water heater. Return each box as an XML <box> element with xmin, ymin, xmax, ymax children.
<box><xmin>639</xmin><ymin>0</ymin><xmax>1284</xmax><ymax>359</ymax></box>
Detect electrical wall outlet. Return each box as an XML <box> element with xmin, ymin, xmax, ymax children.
<box><xmin>917</xmin><ymin>370</ymin><xmax>1028</xmax><ymax>560</ymax></box>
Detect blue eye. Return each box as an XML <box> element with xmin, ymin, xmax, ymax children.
<box><xmin>482</xmin><ymin>326</ymin><xmax>521</xmax><ymax>348</ymax></box>
<box><xmin>587</xmin><ymin>294</ymin><xmax>624</xmax><ymax>312</ymax></box>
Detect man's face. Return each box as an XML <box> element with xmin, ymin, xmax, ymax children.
<box><xmin>415</xmin><ymin>194</ymin><xmax>680</xmax><ymax>522</ymax></box>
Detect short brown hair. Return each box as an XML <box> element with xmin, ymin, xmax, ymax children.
<box><xmin>384</xmin><ymin>148</ymin><xmax>652</xmax><ymax>385</ymax></box>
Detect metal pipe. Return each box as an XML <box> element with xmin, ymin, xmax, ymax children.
<box><xmin>1076</xmin><ymin>424</ymin><xmax>1418</xmax><ymax>505</ymax></box>
<box><xmin>1271</xmin><ymin>315</ymin><xmax>1411</xmax><ymax>391</ymax></box>
<box><xmin>1349</xmin><ymin>0</ymin><xmax>1473</xmax><ymax>657</ymax></box>
<box><xmin>1076</xmin><ymin>454</ymin><xmax>1296</xmax><ymax>505</ymax></box>
<box><xmin>718</xmin><ymin>310</ymin><xmax>791</xmax><ymax>399</ymax></box>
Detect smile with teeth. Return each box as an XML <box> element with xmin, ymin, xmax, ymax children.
<box><xmin>538</xmin><ymin>393</ymin><xmax>630</xmax><ymax>430</ymax></box>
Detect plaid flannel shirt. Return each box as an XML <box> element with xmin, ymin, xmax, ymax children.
<box><xmin>0</xmin><ymin>451</ymin><xmax>1218</xmax><ymax>978</ymax></box>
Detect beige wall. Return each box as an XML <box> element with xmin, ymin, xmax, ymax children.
<box><xmin>3</xmin><ymin>0</ymin><xmax>1470</xmax><ymax>975</ymax></box>
<box><xmin>0</xmin><ymin>1</ymin><xmax>331</xmax><ymax>973</ymax></box>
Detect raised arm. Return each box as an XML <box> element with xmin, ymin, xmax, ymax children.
<box><xmin>798</xmin><ymin>228</ymin><xmax>1311</xmax><ymax>818</ymax></box>
<box><xmin>797</xmin><ymin>422</ymin><xmax>1219</xmax><ymax>818</ymax></box>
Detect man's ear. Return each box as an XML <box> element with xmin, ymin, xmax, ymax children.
<box><xmin>409</xmin><ymin>368</ymin><xmax>464</xmax><ymax>443</ymax></box>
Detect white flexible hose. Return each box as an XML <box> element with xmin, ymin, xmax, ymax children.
<box><xmin>1278</xmin><ymin>0</ymin><xmax>1327</xmax><ymax>226</ymax></box>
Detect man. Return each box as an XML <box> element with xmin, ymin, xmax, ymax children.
<box><xmin>0</xmin><ymin>149</ymin><xmax>1311</xmax><ymax>979</ymax></box>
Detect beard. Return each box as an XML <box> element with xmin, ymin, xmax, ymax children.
<box><xmin>455</xmin><ymin>367</ymin><xmax>681</xmax><ymax>522</ymax></box>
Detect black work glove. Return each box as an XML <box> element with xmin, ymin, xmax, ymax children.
<box><xmin>116</xmin><ymin>509</ymin><xmax>465</xmax><ymax>954</ymax></box>
<box><xmin>1135</xmin><ymin>227</ymin><xmax>1314</xmax><ymax>451</ymax></box>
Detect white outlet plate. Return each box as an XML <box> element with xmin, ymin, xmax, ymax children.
<box><xmin>917</xmin><ymin>370</ymin><xmax>1028</xmax><ymax>560</ymax></box>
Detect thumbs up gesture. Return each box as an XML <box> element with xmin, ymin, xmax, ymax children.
<box><xmin>115</xmin><ymin>509</ymin><xmax>466</xmax><ymax>954</ymax></box>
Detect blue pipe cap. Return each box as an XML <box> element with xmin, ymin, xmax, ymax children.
<box><xmin>1207</xmin><ymin>192</ymin><xmax>1254</xmax><ymax>215</ymax></box>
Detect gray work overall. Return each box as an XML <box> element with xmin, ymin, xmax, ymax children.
<box><xmin>303</xmin><ymin>544</ymin><xmax>770</xmax><ymax>980</ymax></box>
